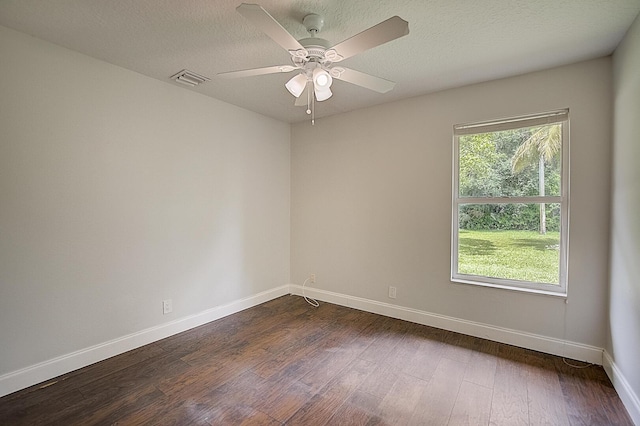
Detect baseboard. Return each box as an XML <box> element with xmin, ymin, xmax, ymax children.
<box><xmin>604</xmin><ymin>351</ymin><xmax>640</xmax><ymax>425</ymax></box>
<box><xmin>2</xmin><ymin>283</ymin><xmax>609</xmax><ymax>400</ymax></box>
<box><xmin>0</xmin><ymin>285</ymin><xmax>290</xmax><ymax>398</ymax></box>
<box><xmin>290</xmin><ymin>285</ymin><xmax>603</xmax><ymax>365</ymax></box>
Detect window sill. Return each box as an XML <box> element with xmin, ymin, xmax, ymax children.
<box><xmin>451</xmin><ymin>277</ymin><xmax>567</xmax><ymax>298</ymax></box>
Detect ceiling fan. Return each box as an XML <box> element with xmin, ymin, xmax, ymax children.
<box><xmin>218</xmin><ymin>3</ymin><xmax>409</xmax><ymax>123</ymax></box>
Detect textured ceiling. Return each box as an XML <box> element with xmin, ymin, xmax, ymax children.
<box><xmin>1</xmin><ymin>1</ymin><xmax>639</xmax><ymax>123</ymax></box>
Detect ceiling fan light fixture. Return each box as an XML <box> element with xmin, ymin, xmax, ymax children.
<box><xmin>285</xmin><ymin>73</ymin><xmax>308</xmax><ymax>97</ymax></box>
<box><xmin>312</xmin><ymin>67</ymin><xmax>332</xmax><ymax>89</ymax></box>
<box><xmin>314</xmin><ymin>86</ymin><xmax>332</xmax><ymax>101</ymax></box>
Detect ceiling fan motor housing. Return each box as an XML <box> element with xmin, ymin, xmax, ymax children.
<box><xmin>292</xmin><ymin>39</ymin><xmax>334</xmax><ymax>71</ymax></box>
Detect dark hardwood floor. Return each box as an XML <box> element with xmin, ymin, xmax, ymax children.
<box><xmin>0</xmin><ymin>295</ymin><xmax>632</xmax><ymax>425</ymax></box>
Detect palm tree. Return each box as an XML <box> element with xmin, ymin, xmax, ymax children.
<box><xmin>511</xmin><ymin>124</ymin><xmax>561</xmax><ymax>234</ymax></box>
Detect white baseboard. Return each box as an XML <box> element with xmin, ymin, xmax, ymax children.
<box><xmin>291</xmin><ymin>285</ymin><xmax>603</xmax><ymax>365</ymax></box>
<box><xmin>0</xmin><ymin>285</ymin><xmax>290</xmax><ymax>398</ymax></box>
<box><xmin>604</xmin><ymin>351</ymin><xmax>640</xmax><ymax>425</ymax></box>
<box><xmin>1</xmin><ymin>284</ymin><xmax>609</xmax><ymax>401</ymax></box>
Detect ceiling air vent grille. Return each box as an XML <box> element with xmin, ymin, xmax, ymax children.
<box><xmin>170</xmin><ymin>69</ymin><xmax>210</xmax><ymax>87</ymax></box>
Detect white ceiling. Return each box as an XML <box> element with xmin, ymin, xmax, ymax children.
<box><xmin>1</xmin><ymin>1</ymin><xmax>639</xmax><ymax>123</ymax></box>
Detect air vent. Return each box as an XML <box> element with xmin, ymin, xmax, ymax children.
<box><xmin>170</xmin><ymin>69</ymin><xmax>210</xmax><ymax>87</ymax></box>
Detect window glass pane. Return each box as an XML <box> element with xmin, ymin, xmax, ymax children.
<box><xmin>457</xmin><ymin>203</ymin><xmax>560</xmax><ymax>284</ymax></box>
<box><xmin>458</xmin><ymin>124</ymin><xmax>562</xmax><ymax>198</ymax></box>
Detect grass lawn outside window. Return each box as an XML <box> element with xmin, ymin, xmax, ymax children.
<box><xmin>458</xmin><ymin>229</ymin><xmax>560</xmax><ymax>284</ymax></box>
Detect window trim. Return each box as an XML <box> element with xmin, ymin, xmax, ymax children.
<box><xmin>451</xmin><ymin>110</ymin><xmax>570</xmax><ymax>296</ymax></box>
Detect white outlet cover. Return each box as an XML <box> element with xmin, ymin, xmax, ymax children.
<box><xmin>163</xmin><ymin>299</ymin><xmax>173</xmax><ymax>314</ymax></box>
<box><xmin>388</xmin><ymin>287</ymin><xmax>397</xmax><ymax>298</ymax></box>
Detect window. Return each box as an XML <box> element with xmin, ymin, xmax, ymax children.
<box><xmin>452</xmin><ymin>110</ymin><xmax>569</xmax><ymax>295</ymax></box>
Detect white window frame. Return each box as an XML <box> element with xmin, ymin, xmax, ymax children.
<box><xmin>451</xmin><ymin>110</ymin><xmax>570</xmax><ymax>296</ymax></box>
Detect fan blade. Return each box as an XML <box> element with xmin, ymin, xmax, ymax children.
<box><xmin>218</xmin><ymin>65</ymin><xmax>296</xmax><ymax>78</ymax></box>
<box><xmin>327</xmin><ymin>16</ymin><xmax>409</xmax><ymax>62</ymax></box>
<box><xmin>331</xmin><ymin>67</ymin><xmax>396</xmax><ymax>93</ymax></box>
<box><xmin>237</xmin><ymin>3</ymin><xmax>306</xmax><ymax>54</ymax></box>
<box><xmin>294</xmin><ymin>82</ymin><xmax>311</xmax><ymax>106</ymax></box>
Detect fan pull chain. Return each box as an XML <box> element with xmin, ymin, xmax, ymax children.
<box><xmin>305</xmin><ymin>83</ymin><xmax>315</xmax><ymax>125</ymax></box>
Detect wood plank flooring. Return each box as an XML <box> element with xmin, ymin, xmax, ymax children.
<box><xmin>0</xmin><ymin>295</ymin><xmax>632</xmax><ymax>425</ymax></box>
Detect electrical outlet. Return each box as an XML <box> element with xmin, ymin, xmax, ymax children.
<box><xmin>163</xmin><ymin>299</ymin><xmax>173</xmax><ymax>314</ymax></box>
<box><xmin>388</xmin><ymin>286</ymin><xmax>397</xmax><ymax>299</ymax></box>
<box><xmin>310</xmin><ymin>274</ymin><xmax>316</xmax><ymax>284</ymax></box>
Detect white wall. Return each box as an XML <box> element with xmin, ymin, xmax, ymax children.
<box><xmin>0</xmin><ymin>25</ymin><xmax>290</xmax><ymax>385</ymax></box>
<box><xmin>608</xmin><ymin>11</ymin><xmax>640</xmax><ymax>423</ymax></box>
<box><xmin>292</xmin><ymin>58</ymin><xmax>611</xmax><ymax>352</ymax></box>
